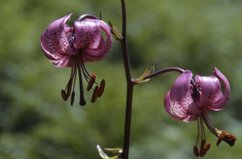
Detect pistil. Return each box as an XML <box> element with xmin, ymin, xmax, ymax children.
<box><xmin>77</xmin><ymin>60</ymin><xmax>86</xmax><ymax>106</ymax></box>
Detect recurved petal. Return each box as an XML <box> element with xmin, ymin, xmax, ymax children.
<box><xmin>195</xmin><ymin>75</ymin><xmax>223</xmax><ymax>109</ymax></box>
<box><xmin>74</xmin><ymin>18</ymin><xmax>112</xmax><ymax>62</ymax></box>
<box><xmin>50</xmin><ymin>56</ymin><xmax>73</xmax><ymax>67</ymax></box>
<box><xmin>180</xmin><ymin>89</ymin><xmax>200</xmax><ymax>115</ymax></box>
<box><xmin>82</xmin><ymin>37</ymin><xmax>107</xmax><ymax>61</ymax></box>
<box><xmin>98</xmin><ymin>20</ymin><xmax>112</xmax><ymax>52</ymax></box>
<box><xmin>73</xmin><ymin>20</ymin><xmax>101</xmax><ymax>50</ymax></box>
<box><xmin>209</xmin><ymin>68</ymin><xmax>230</xmax><ymax>111</ymax></box>
<box><xmin>164</xmin><ymin>91</ymin><xmax>189</xmax><ymax>121</ymax></box>
<box><xmin>182</xmin><ymin>114</ymin><xmax>197</xmax><ymax>122</ymax></box>
<box><xmin>170</xmin><ymin>70</ymin><xmax>193</xmax><ymax>103</ymax></box>
<box><xmin>41</xmin><ymin>13</ymin><xmax>74</xmax><ymax>64</ymax></box>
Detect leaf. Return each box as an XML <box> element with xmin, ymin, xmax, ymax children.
<box><xmin>97</xmin><ymin>145</ymin><xmax>121</xmax><ymax>159</ymax></box>
<box><xmin>134</xmin><ymin>66</ymin><xmax>155</xmax><ymax>84</ymax></box>
<box><xmin>108</xmin><ymin>21</ymin><xmax>123</xmax><ymax>40</ymax></box>
<box><xmin>97</xmin><ymin>145</ymin><xmax>109</xmax><ymax>159</ymax></box>
<box><xmin>104</xmin><ymin>147</ymin><xmax>123</xmax><ymax>154</ymax></box>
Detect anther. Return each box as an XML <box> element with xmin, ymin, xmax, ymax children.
<box><xmin>91</xmin><ymin>86</ymin><xmax>99</xmax><ymax>103</ymax></box>
<box><xmin>199</xmin><ymin>140</ymin><xmax>206</xmax><ymax>154</ymax></box>
<box><xmin>87</xmin><ymin>74</ymin><xmax>96</xmax><ymax>91</ymax></box>
<box><xmin>97</xmin><ymin>79</ymin><xmax>105</xmax><ymax>97</ymax></box>
<box><xmin>193</xmin><ymin>146</ymin><xmax>199</xmax><ymax>157</ymax></box>
<box><xmin>200</xmin><ymin>143</ymin><xmax>211</xmax><ymax>157</ymax></box>
<box><xmin>216</xmin><ymin>130</ymin><xmax>236</xmax><ymax>146</ymax></box>
<box><xmin>61</xmin><ymin>89</ymin><xmax>68</xmax><ymax>101</ymax></box>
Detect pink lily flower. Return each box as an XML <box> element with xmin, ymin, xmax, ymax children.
<box><xmin>164</xmin><ymin>68</ymin><xmax>236</xmax><ymax>157</ymax></box>
<box><xmin>41</xmin><ymin>13</ymin><xmax>112</xmax><ymax>106</ymax></box>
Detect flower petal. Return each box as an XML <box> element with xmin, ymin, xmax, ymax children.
<box><xmin>83</xmin><ymin>20</ymin><xmax>112</xmax><ymax>61</ymax></box>
<box><xmin>170</xmin><ymin>70</ymin><xmax>193</xmax><ymax>104</ymax></box>
<box><xmin>180</xmin><ymin>88</ymin><xmax>200</xmax><ymax>115</ymax></box>
<box><xmin>182</xmin><ymin>115</ymin><xmax>197</xmax><ymax>122</ymax></box>
<box><xmin>82</xmin><ymin>37</ymin><xmax>107</xmax><ymax>61</ymax></box>
<box><xmin>41</xmin><ymin>13</ymin><xmax>74</xmax><ymax>67</ymax></box>
<box><xmin>209</xmin><ymin>68</ymin><xmax>230</xmax><ymax>111</ymax></box>
<box><xmin>195</xmin><ymin>75</ymin><xmax>223</xmax><ymax>108</ymax></box>
<box><xmin>73</xmin><ymin>20</ymin><xmax>101</xmax><ymax>50</ymax></box>
<box><xmin>164</xmin><ymin>91</ymin><xmax>189</xmax><ymax>121</ymax></box>
<box><xmin>74</xmin><ymin>18</ymin><xmax>112</xmax><ymax>62</ymax></box>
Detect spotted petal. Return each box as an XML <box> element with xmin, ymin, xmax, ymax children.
<box><xmin>83</xmin><ymin>19</ymin><xmax>112</xmax><ymax>61</ymax></box>
<box><xmin>170</xmin><ymin>71</ymin><xmax>193</xmax><ymax>106</ymax></box>
<box><xmin>73</xmin><ymin>19</ymin><xmax>101</xmax><ymax>50</ymax></box>
<box><xmin>74</xmin><ymin>18</ymin><xmax>112</xmax><ymax>62</ymax></box>
<box><xmin>40</xmin><ymin>13</ymin><xmax>74</xmax><ymax>67</ymax></box>
<box><xmin>195</xmin><ymin>75</ymin><xmax>223</xmax><ymax>109</ymax></box>
<box><xmin>164</xmin><ymin>91</ymin><xmax>188</xmax><ymax>120</ymax></box>
<box><xmin>209</xmin><ymin>68</ymin><xmax>230</xmax><ymax>111</ymax></box>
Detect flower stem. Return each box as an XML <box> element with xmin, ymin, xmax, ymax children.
<box><xmin>143</xmin><ymin>67</ymin><xmax>185</xmax><ymax>80</ymax></box>
<box><xmin>120</xmin><ymin>0</ymin><xmax>134</xmax><ymax>159</ymax></box>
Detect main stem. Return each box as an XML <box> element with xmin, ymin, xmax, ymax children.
<box><xmin>120</xmin><ymin>0</ymin><xmax>134</xmax><ymax>159</ymax></box>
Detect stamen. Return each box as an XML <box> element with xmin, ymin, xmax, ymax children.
<box><xmin>70</xmin><ymin>66</ymin><xmax>77</xmax><ymax>106</ymax></box>
<box><xmin>97</xmin><ymin>79</ymin><xmax>105</xmax><ymax>97</ymax></box>
<box><xmin>80</xmin><ymin>62</ymin><xmax>93</xmax><ymax>83</ymax></box>
<box><xmin>200</xmin><ymin>143</ymin><xmax>211</xmax><ymax>157</ymax></box>
<box><xmin>193</xmin><ymin>118</ymin><xmax>211</xmax><ymax>157</ymax></box>
<box><xmin>66</xmin><ymin>78</ymin><xmax>73</xmax><ymax>97</ymax></box>
<box><xmin>81</xmin><ymin>62</ymin><xmax>92</xmax><ymax>78</ymax></box>
<box><xmin>202</xmin><ymin>113</ymin><xmax>236</xmax><ymax>148</ymax></box>
<box><xmin>200</xmin><ymin>118</ymin><xmax>206</xmax><ymax>140</ymax></box>
<box><xmin>215</xmin><ymin>129</ymin><xmax>236</xmax><ymax>146</ymax></box>
<box><xmin>199</xmin><ymin>139</ymin><xmax>206</xmax><ymax>155</ymax></box>
<box><xmin>62</xmin><ymin>64</ymin><xmax>76</xmax><ymax>101</ymax></box>
<box><xmin>91</xmin><ymin>86</ymin><xmax>99</xmax><ymax>103</ymax></box>
<box><xmin>193</xmin><ymin>146</ymin><xmax>199</xmax><ymax>157</ymax></box>
<box><xmin>87</xmin><ymin>74</ymin><xmax>96</xmax><ymax>91</ymax></box>
<box><xmin>61</xmin><ymin>89</ymin><xmax>68</xmax><ymax>101</ymax></box>
<box><xmin>196</xmin><ymin>119</ymin><xmax>201</xmax><ymax>146</ymax></box>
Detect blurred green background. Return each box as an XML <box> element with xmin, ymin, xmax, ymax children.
<box><xmin>1</xmin><ymin>0</ymin><xmax>242</xmax><ymax>159</ymax></box>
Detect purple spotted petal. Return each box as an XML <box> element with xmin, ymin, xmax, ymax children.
<box><xmin>195</xmin><ymin>75</ymin><xmax>223</xmax><ymax>109</ymax></box>
<box><xmin>182</xmin><ymin>115</ymin><xmax>197</xmax><ymax>122</ymax></box>
<box><xmin>41</xmin><ymin>13</ymin><xmax>74</xmax><ymax>67</ymax></box>
<box><xmin>209</xmin><ymin>68</ymin><xmax>230</xmax><ymax>111</ymax></box>
<box><xmin>164</xmin><ymin>70</ymin><xmax>205</xmax><ymax>121</ymax></box>
<box><xmin>181</xmin><ymin>88</ymin><xmax>201</xmax><ymax>115</ymax></box>
<box><xmin>84</xmin><ymin>19</ymin><xmax>112</xmax><ymax>61</ymax></box>
<box><xmin>164</xmin><ymin>91</ymin><xmax>189</xmax><ymax>120</ymax></box>
<box><xmin>73</xmin><ymin>20</ymin><xmax>101</xmax><ymax>50</ymax></box>
<box><xmin>74</xmin><ymin>18</ymin><xmax>112</xmax><ymax>62</ymax></box>
<box><xmin>164</xmin><ymin>91</ymin><xmax>197</xmax><ymax>122</ymax></box>
<box><xmin>170</xmin><ymin>70</ymin><xmax>193</xmax><ymax>104</ymax></box>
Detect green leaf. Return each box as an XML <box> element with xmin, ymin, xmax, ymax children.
<box><xmin>108</xmin><ymin>21</ymin><xmax>123</xmax><ymax>41</ymax></box>
<box><xmin>97</xmin><ymin>145</ymin><xmax>121</xmax><ymax>159</ymax></box>
<box><xmin>133</xmin><ymin>66</ymin><xmax>155</xmax><ymax>84</ymax></box>
<box><xmin>104</xmin><ymin>147</ymin><xmax>123</xmax><ymax>154</ymax></box>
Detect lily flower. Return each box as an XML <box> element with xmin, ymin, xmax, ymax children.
<box><xmin>164</xmin><ymin>68</ymin><xmax>236</xmax><ymax>157</ymax></box>
<box><xmin>41</xmin><ymin>13</ymin><xmax>112</xmax><ymax>106</ymax></box>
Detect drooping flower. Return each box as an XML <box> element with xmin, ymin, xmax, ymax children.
<box><xmin>41</xmin><ymin>13</ymin><xmax>112</xmax><ymax>106</ymax></box>
<box><xmin>164</xmin><ymin>68</ymin><xmax>236</xmax><ymax>157</ymax></box>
